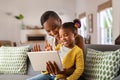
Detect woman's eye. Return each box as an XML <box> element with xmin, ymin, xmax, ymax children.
<box><xmin>52</xmin><ymin>25</ymin><xmax>57</xmax><ymax>30</ymax></box>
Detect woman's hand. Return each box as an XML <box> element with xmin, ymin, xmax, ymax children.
<box><xmin>44</xmin><ymin>41</ymin><xmax>52</xmax><ymax>51</ymax></box>
<box><xmin>31</xmin><ymin>44</ymin><xmax>41</xmax><ymax>52</ymax></box>
<box><xmin>46</xmin><ymin>61</ymin><xmax>62</xmax><ymax>75</ymax></box>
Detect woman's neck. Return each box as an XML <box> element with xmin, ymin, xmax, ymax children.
<box><xmin>55</xmin><ymin>38</ymin><xmax>61</xmax><ymax>46</ymax></box>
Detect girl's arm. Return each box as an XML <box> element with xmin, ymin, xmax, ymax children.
<box><xmin>67</xmin><ymin>51</ymin><xmax>84</xmax><ymax>80</ymax></box>
<box><xmin>46</xmin><ymin>61</ymin><xmax>67</xmax><ymax>79</ymax></box>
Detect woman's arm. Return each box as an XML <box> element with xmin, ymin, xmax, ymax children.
<box><xmin>75</xmin><ymin>34</ymin><xmax>84</xmax><ymax>50</ymax></box>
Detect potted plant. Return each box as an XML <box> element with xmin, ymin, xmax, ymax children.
<box><xmin>15</xmin><ymin>14</ymin><xmax>25</xmax><ymax>29</ymax></box>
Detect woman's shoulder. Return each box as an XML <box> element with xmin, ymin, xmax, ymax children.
<box><xmin>75</xmin><ymin>34</ymin><xmax>84</xmax><ymax>40</ymax></box>
<box><xmin>75</xmin><ymin>34</ymin><xmax>84</xmax><ymax>50</ymax></box>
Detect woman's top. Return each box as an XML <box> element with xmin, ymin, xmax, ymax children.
<box><xmin>46</xmin><ymin>36</ymin><xmax>56</xmax><ymax>50</ymax></box>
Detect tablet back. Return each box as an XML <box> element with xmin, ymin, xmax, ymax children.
<box><xmin>27</xmin><ymin>51</ymin><xmax>63</xmax><ymax>71</ymax></box>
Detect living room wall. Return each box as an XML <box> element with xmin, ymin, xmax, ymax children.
<box><xmin>1</xmin><ymin>0</ymin><xmax>119</xmax><ymax>44</ymax></box>
<box><xmin>76</xmin><ymin>0</ymin><xmax>120</xmax><ymax>44</ymax></box>
<box><xmin>76</xmin><ymin>0</ymin><xmax>109</xmax><ymax>44</ymax></box>
<box><xmin>0</xmin><ymin>0</ymin><xmax>76</xmax><ymax>42</ymax></box>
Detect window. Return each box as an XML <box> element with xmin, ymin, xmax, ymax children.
<box><xmin>97</xmin><ymin>0</ymin><xmax>112</xmax><ymax>44</ymax></box>
<box><xmin>78</xmin><ymin>12</ymin><xmax>87</xmax><ymax>38</ymax></box>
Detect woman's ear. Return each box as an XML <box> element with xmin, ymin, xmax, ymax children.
<box><xmin>57</xmin><ymin>18</ymin><xmax>62</xmax><ymax>25</ymax></box>
<box><xmin>74</xmin><ymin>30</ymin><xmax>78</xmax><ymax>38</ymax></box>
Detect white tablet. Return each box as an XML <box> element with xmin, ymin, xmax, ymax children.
<box><xmin>27</xmin><ymin>51</ymin><xmax>63</xmax><ymax>71</ymax></box>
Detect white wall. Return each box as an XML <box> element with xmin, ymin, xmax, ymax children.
<box><xmin>112</xmin><ymin>0</ymin><xmax>120</xmax><ymax>43</ymax></box>
<box><xmin>0</xmin><ymin>0</ymin><xmax>76</xmax><ymax>42</ymax></box>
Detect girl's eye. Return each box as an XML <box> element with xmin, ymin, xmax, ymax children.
<box><xmin>46</xmin><ymin>30</ymin><xmax>50</xmax><ymax>32</ymax></box>
<box><xmin>59</xmin><ymin>34</ymin><xmax>68</xmax><ymax>38</ymax></box>
<box><xmin>59</xmin><ymin>35</ymin><xmax>62</xmax><ymax>38</ymax></box>
<box><xmin>64</xmin><ymin>34</ymin><xmax>68</xmax><ymax>37</ymax></box>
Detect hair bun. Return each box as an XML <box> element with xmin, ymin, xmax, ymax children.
<box><xmin>73</xmin><ymin>19</ymin><xmax>81</xmax><ymax>28</ymax></box>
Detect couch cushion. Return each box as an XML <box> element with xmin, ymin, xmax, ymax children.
<box><xmin>0</xmin><ymin>75</ymin><xmax>31</xmax><ymax>80</ymax></box>
<box><xmin>84</xmin><ymin>48</ymin><xmax>120</xmax><ymax>80</ymax></box>
<box><xmin>0</xmin><ymin>46</ymin><xmax>29</xmax><ymax>75</ymax></box>
<box><xmin>27</xmin><ymin>59</ymin><xmax>41</xmax><ymax>76</ymax></box>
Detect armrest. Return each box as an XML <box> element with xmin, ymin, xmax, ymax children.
<box><xmin>113</xmin><ymin>75</ymin><xmax>120</xmax><ymax>80</ymax></box>
<box><xmin>0</xmin><ymin>40</ymin><xmax>12</xmax><ymax>47</ymax></box>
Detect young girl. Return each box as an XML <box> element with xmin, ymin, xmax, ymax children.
<box><xmin>27</xmin><ymin>20</ymin><xmax>84</xmax><ymax>80</ymax></box>
<box><xmin>49</xmin><ymin>19</ymin><xmax>84</xmax><ymax>80</ymax></box>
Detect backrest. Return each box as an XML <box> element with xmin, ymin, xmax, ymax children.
<box><xmin>83</xmin><ymin>44</ymin><xmax>120</xmax><ymax>62</ymax></box>
<box><xmin>84</xmin><ymin>44</ymin><xmax>120</xmax><ymax>55</ymax></box>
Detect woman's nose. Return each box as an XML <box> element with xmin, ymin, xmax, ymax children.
<box><xmin>50</xmin><ymin>30</ymin><xmax>57</xmax><ymax>36</ymax></box>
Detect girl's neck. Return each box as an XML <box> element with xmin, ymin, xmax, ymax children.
<box><xmin>67</xmin><ymin>44</ymin><xmax>75</xmax><ymax>49</ymax></box>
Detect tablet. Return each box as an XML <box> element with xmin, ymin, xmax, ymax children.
<box><xmin>27</xmin><ymin>51</ymin><xmax>63</xmax><ymax>71</ymax></box>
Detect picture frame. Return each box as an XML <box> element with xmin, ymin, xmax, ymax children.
<box><xmin>88</xmin><ymin>13</ymin><xmax>93</xmax><ymax>33</ymax></box>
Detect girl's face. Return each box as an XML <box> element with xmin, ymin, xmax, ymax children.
<box><xmin>43</xmin><ymin>17</ymin><xmax>61</xmax><ymax>40</ymax></box>
<box><xmin>59</xmin><ymin>28</ymin><xmax>75</xmax><ymax>48</ymax></box>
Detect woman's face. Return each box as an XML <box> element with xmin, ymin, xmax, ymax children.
<box><xmin>43</xmin><ymin>17</ymin><xmax>61</xmax><ymax>40</ymax></box>
<box><xmin>59</xmin><ymin>28</ymin><xmax>75</xmax><ymax>48</ymax></box>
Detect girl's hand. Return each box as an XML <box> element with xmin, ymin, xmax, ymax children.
<box><xmin>58</xmin><ymin>78</ymin><xmax>67</xmax><ymax>80</ymax></box>
<box><xmin>31</xmin><ymin>44</ymin><xmax>41</xmax><ymax>52</ymax></box>
<box><xmin>44</xmin><ymin>40</ymin><xmax>52</xmax><ymax>51</ymax></box>
<box><xmin>46</xmin><ymin>61</ymin><xmax>63</xmax><ymax>75</ymax></box>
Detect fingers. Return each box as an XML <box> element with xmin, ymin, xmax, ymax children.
<box><xmin>46</xmin><ymin>62</ymin><xmax>51</xmax><ymax>73</ymax></box>
<box><xmin>31</xmin><ymin>44</ymin><xmax>41</xmax><ymax>52</ymax></box>
<box><xmin>44</xmin><ymin>41</ymin><xmax>53</xmax><ymax>51</ymax></box>
<box><xmin>46</xmin><ymin>61</ymin><xmax>55</xmax><ymax>75</ymax></box>
<box><xmin>37</xmin><ymin>44</ymin><xmax>41</xmax><ymax>51</ymax></box>
<box><xmin>44</xmin><ymin>40</ymin><xmax>48</xmax><ymax>48</ymax></box>
<box><xmin>48</xmin><ymin>44</ymin><xmax>52</xmax><ymax>50</ymax></box>
<box><xmin>53</xmin><ymin>61</ymin><xmax>60</xmax><ymax>74</ymax></box>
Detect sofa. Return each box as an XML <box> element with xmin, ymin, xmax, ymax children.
<box><xmin>82</xmin><ymin>44</ymin><xmax>120</xmax><ymax>80</ymax></box>
<box><xmin>0</xmin><ymin>44</ymin><xmax>120</xmax><ymax>80</ymax></box>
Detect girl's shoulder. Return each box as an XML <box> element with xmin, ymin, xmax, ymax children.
<box><xmin>55</xmin><ymin>44</ymin><xmax>62</xmax><ymax>51</ymax></box>
<box><xmin>73</xmin><ymin>45</ymin><xmax>82</xmax><ymax>52</ymax></box>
